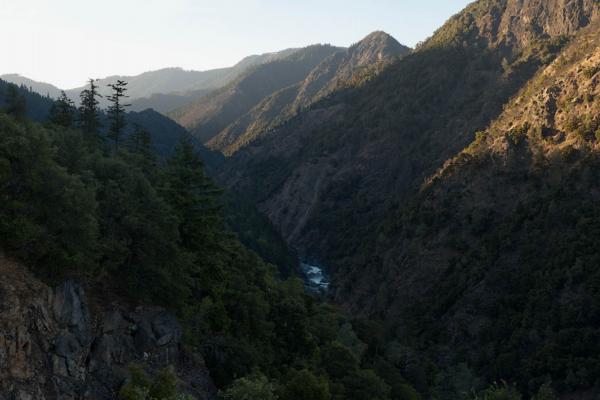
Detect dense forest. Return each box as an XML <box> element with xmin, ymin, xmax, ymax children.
<box><xmin>0</xmin><ymin>81</ymin><xmax>418</xmax><ymax>400</ymax></box>
<box><xmin>0</xmin><ymin>76</ymin><xmax>560</xmax><ymax>400</ymax></box>
<box><xmin>4</xmin><ymin>0</ymin><xmax>600</xmax><ymax>399</ymax></box>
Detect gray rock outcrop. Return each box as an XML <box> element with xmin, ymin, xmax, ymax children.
<box><xmin>0</xmin><ymin>255</ymin><xmax>215</xmax><ymax>399</ymax></box>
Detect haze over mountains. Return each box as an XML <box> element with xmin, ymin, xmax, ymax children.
<box><xmin>1</xmin><ymin>47</ymin><xmax>299</xmax><ymax>112</ymax></box>
<box><xmin>4</xmin><ymin>1</ymin><xmax>600</xmax><ymax>399</ymax></box>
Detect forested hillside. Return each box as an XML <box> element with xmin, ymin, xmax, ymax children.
<box><xmin>209</xmin><ymin>0</ymin><xmax>600</xmax><ymax>397</ymax></box>
<box><xmin>5</xmin><ymin>0</ymin><xmax>600</xmax><ymax>399</ymax></box>
<box><xmin>0</xmin><ymin>84</ymin><xmax>430</xmax><ymax>400</ymax></box>
<box><xmin>218</xmin><ymin>0</ymin><xmax>599</xmax><ymax>273</ymax></box>
<box><xmin>347</xmin><ymin>16</ymin><xmax>600</xmax><ymax>395</ymax></box>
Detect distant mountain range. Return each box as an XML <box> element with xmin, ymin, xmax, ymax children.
<box><xmin>0</xmin><ymin>73</ymin><xmax>64</xmax><ymax>99</ymax></box>
<box><xmin>1</xmin><ymin>47</ymin><xmax>299</xmax><ymax>113</ymax></box>
<box><xmin>2</xmin><ymin>35</ymin><xmax>403</xmax><ymax>128</ymax></box>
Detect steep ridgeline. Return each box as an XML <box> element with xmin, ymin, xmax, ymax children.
<box><xmin>128</xmin><ymin>88</ymin><xmax>212</xmax><ymax>114</ymax></box>
<box><xmin>170</xmin><ymin>45</ymin><xmax>343</xmax><ymax>143</ymax></box>
<box><xmin>343</xmin><ymin>16</ymin><xmax>600</xmax><ymax>396</ymax></box>
<box><xmin>125</xmin><ymin>49</ymin><xmax>301</xmax><ymax>113</ymax></box>
<box><xmin>218</xmin><ymin>0</ymin><xmax>599</xmax><ymax>269</ymax></box>
<box><xmin>207</xmin><ymin>32</ymin><xmax>410</xmax><ymax>156</ymax></box>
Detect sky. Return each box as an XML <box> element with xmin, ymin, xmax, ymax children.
<box><xmin>0</xmin><ymin>0</ymin><xmax>473</xmax><ymax>89</ymax></box>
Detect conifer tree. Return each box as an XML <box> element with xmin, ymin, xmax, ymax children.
<box><xmin>128</xmin><ymin>123</ymin><xmax>157</xmax><ymax>173</ymax></box>
<box><xmin>5</xmin><ymin>84</ymin><xmax>26</xmax><ymax>119</ymax></box>
<box><xmin>106</xmin><ymin>80</ymin><xmax>130</xmax><ymax>153</ymax></box>
<box><xmin>128</xmin><ymin>123</ymin><xmax>152</xmax><ymax>154</ymax></box>
<box><xmin>79</xmin><ymin>79</ymin><xmax>102</xmax><ymax>142</ymax></box>
<box><xmin>162</xmin><ymin>137</ymin><xmax>224</xmax><ymax>253</ymax></box>
<box><xmin>48</xmin><ymin>91</ymin><xmax>76</xmax><ymax>127</ymax></box>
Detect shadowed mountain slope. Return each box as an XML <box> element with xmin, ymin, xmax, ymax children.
<box><xmin>218</xmin><ymin>0</ymin><xmax>599</xmax><ymax>267</ymax></box>
<box><xmin>340</xmin><ymin>15</ymin><xmax>600</xmax><ymax>395</ymax></box>
<box><xmin>206</xmin><ymin>31</ymin><xmax>410</xmax><ymax>156</ymax></box>
<box><xmin>170</xmin><ymin>44</ymin><xmax>344</xmax><ymax>143</ymax></box>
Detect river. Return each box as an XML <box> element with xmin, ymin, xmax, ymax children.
<box><xmin>300</xmin><ymin>262</ymin><xmax>330</xmax><ymax>293</ymax></box>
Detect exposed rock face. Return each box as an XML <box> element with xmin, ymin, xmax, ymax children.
<box><xmin>430</xmin><ymin>0</ymin><xmax>600</xmax><ymax>51</ymax></box>
<box><xmin>495</xmin><ymin>0</ymin><xmax>599</xmax><ymax>48</ymax></box>
<box><xmin>0</xmin><ymin>255</ymin><xmax>215</xmax><ymax>400</ymax></box>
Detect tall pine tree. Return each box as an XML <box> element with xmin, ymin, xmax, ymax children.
<box><xmin>128</xmin><ymin>123</ymin><xmax>157</xmax><ymax>177</ymax></box>
<box><xmin>106</xmin><ymin>80</ymin><xmax>130</xmax><ymax>153</ymax></box>
<box><xmin>79</xmin><ymin>79</ymin><xmax>102</xmax><ymax>143</ymax></box>
<box><xmin>49</xmin><ymin>91</ymin><xmax>75</xmax><ymax>127</ymax></box>
<box><xmin>162</xmin><ymin>137</ymin><xmax>224</xmax><ymax>254</ymax></box>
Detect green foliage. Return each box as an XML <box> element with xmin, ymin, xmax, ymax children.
<box><xmin>0</xmin><ymin>108</ymin><xmax>417</xmax><ymax>400</ymax></box>
<box><xmin>280</xmin><ymin>369</ymin><xmax>330</xmax><ymax>400</ymax></box>
<box><xmin>506</xmin><ymin>124</ymin><xmax>530</xmax><ymax>145</ymax></box>
<box><xmin>532</xmin><ymin>383</ymin><xmax>558</xmax><ymax>400</ymax></box>
<box><xmin>336</xmin><ymin>323</ymin><xmax>368</xmax><ymax>360</ymax></box>
<box><xmin>161</xmin><ymin>137</ymin><xmax>224</xmax><ymax>255</ymax></box>
<box><xmin>474</xmin><ymin>382</ymin><xmax>522</xmax><ymax>400</ymax></box>
<box><xmin>431</xmin><ymin>364</ymin><xmax>483</xmax><ymax>400</ymax></box>
<box><xmin>4</xmin><ymin>84</ymin><xmax>27</xmax><ymax>119</ymax></box>
<box><xmin>341</xmin><ymin>369</ymin><xmax>391</xmax><ymax>400</ymax></box>
<box><xmin>0</xmin><ymin>115</ymin><xmax>97</xmax><ymax>276</ymax></box>
<box><xmin>374</xmin><ymin>122</ymin><xmax>600</xmax><ymax>397</ymax></box>
<box><xmin>48</xmin><ymin>91</ymin><xmax>76</xmax><ymax>128</ymax></box>
<box><xmin>395</xmin><ymin>383</ymin><xmax>421</xmax><ymax>400</ymax></box>
<box><xmin>582</xmin><ymin>65</ymin><xmax>600</xmax><ymax>79</ymax></box>
<box><xmin>106</xmin><ymin>80</ymin><xmax>130</xmax><ymax>152</ymax></box>
<box><xmin>93</xmin><ymin>154</ymin><xmax>188</xmax><ymax>305</ymax></box>
<box><xmin>223</xmin><ymin>190</ymin><xmax>298</xmax><ymax>278</ymax></box>
<box><xmin>321</xmin><ymin>341</ymin><xmax>359</xmax><ymax>379</ymax></box>
<box><xmin>219</xmin><ymin>374</ymin><xmax>278</xmax><ymax>400</ymax></box>
<box><xmin>119</xmin><ymin>365</ymin><xmax>193</xmax><ymax>400</ymax></box>
<box><xmin>79</xmin><ymin>79</ymin><xmax>102</xmax><ymax>143</ymax></box>
<box><xmin>0</xmin><ymin>80</ymin><xmax>54</xmax><ymax>122</ymax></box>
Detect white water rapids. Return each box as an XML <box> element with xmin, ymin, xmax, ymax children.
<box><xmin>300</xmin><ymin>262</ymin><xmax>330</xmax><ymax>293</ymax></box>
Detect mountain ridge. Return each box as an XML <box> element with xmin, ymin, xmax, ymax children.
<box><xmin>170</xmin><ymin>44</ymin><xmax>344</xmax><ymax>142</ymax></box>
<box><xmin>206</xmin><ymin>31</ymin><xmax>410</xmax><ymax>156</ymax></box>
<box><xmin>1</xmin><ymin>47</ymin><xmax>301</xmax><ymax>112</ymax></box>
<box><xmin>216</xmin><ymin>0</ymin><xmax>598</xmax><ymax>266</ymax></box>
<box><xmin>343</xmin><ymin>15</ymin><xmax>600</xmax><ymax>393</ymax></box>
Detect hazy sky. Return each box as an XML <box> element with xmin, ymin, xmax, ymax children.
<box><xmin>1</xmin><ymin>0</ymin><xmax>473</xmax><ymax>89</ymax></box>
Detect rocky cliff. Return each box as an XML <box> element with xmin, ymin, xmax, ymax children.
<box><xmin>0</xmin><ymin>255</ymin><xmax>215</xmax><ymax>400</ymax></box>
